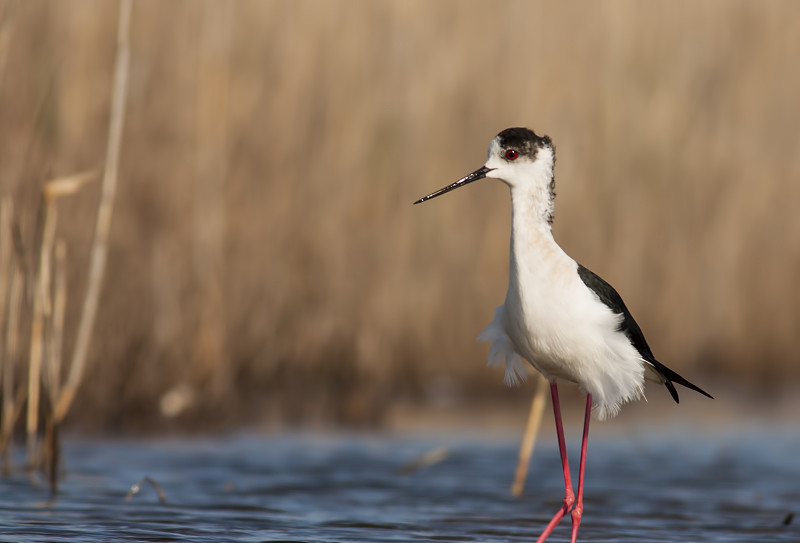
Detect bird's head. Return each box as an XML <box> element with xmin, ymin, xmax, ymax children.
<box><xmin>484</xmin><ymin>127</ymin><xmax>554</xmax><ymax>190</ymax></box>
<box><xmin>414</xmin><ymin>128</ymin><xmax>555</xmax><ymax>216</ymax></box>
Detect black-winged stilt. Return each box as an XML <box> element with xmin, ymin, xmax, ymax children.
<box><xmin>414</xmin><ymin>127</ymin><xmax>712</xmax><ymax>542</ymax></box>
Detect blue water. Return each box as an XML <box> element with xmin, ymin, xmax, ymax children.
<box><xmin>0</xmin><ymin>429</ymin><xmax>798</xmax><ymax>542</ymax></box>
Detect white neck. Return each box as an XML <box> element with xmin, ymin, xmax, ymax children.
<box><xmin>507</xmin><ymin>156</ymin><xmax>556</xmax><ymax>236</ymax></box>
<box><xmin>506</xmin><ymin>168</ymin><xmax>562</xmax><ymax>297</ymax></box>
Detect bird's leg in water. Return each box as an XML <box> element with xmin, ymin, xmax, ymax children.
<box><xmin>536</xmin><ymin>382</ymin><xmax>574</xmax><ymax>542</ymax></box>
<box><xmin>570</xmin><ymin>394</ymin><xmax>592</xmax><ymax>543</ymax></box>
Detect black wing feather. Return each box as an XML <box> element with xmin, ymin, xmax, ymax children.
<box><xmin>576</xmin><ymin>264</ymin><xmax>713</xmax><ymax>402</ymax></box>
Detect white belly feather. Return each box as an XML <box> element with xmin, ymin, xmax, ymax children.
<box><xmin>478</xmin><ymin>233</ymin><xmax>645</xmax><ymax>420</ymax></box>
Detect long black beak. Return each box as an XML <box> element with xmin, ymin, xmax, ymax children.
<box><xmin>413</xmin><ymin>166</ymin><xmax>493</xmax><ymax>204</ymax></box>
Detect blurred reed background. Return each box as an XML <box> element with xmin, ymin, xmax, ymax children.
<box><xmin>1</xmin><ymin>0</ymin><xmax>799</xmax><ymax>434</ymax></box>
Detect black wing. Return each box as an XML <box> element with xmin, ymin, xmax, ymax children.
<box><xmin>577</xmin><ymin>264</ymin><xmax>713</xmax><ymax>403</ymax></box>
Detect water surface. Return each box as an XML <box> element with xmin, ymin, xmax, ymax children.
<box><xmin>1</xmin><ymin>428</ymin><xmax>798</xmax><ymax>542</ymax></box>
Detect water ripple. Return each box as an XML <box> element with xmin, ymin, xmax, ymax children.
<box><xmin>0</xmin><ymin>429</ymin><xmax>798</xmax><ymax>542</ymax></box>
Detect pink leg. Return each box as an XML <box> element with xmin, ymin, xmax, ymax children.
<box><xmin>535</xmin><ymin>382</ymin><xmax>575</xmax><ymax>543</ymax></box>
<box><xmin>570</xmin><ymin>394</ymin><xmax>592</xmax><ymax>543</ymax></box>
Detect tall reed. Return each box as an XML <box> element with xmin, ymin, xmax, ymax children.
<box><xmin>0</xmin><ymin>1</ymin><xmax>798</xmax><ymax>432</ymax></box>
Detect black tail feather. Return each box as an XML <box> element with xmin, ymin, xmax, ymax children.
<box><xmin>663</xmin><ymin>379</ymin><xmax>679</xmax><ymax>403</ymax></box>
<box><xmin>651</xmin><ymin>360</ymin><xmax>714</xmax><ymax>403</ymax></box>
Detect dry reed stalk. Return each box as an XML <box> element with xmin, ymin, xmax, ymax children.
<box><xmin>191</xmin><ymin>0</ymin><xmax>233</xmax><ymax>400</ymax></box>
<box><xmin>43</xmin><ymin>410</ymin><xmax>59</xmax><ymax>492</ymax></box>
<box><xmin>42</xmin><ymin>240</ymin><xmax>66</xmax><ymax>492</ymax></box>
<box><xmin>510</xmin><ymin>375</ymin><xmax>548</xmax><ymax>497</ymax></box>
<box><xmin>0</xmin><ymin>0</ymin><xmax>16</xmax><ymax>91</ymax></box>
<box><xmin>396</xmin><ymin>446</ymin><xmax>450</xmax><ymax>475</ymax></box>
<box><xmin>0</xmin><ymin>268</ymin><xmax>22</xmax><ymax>473</ymax></box>
<box><xmin>0</xmin><ymin>197</ymin><xmax>11</xmax><ymax>387</ymax></box>
<box><xmin>55</xmin><ymin>0</ymin><xmax>131</xmax><ymax>423</ymax></box>
<box><xmin>24</xmin><ymin>172</ymin><xmax>95</xmax><ymax>469</ymax></box>
<box><xmin>46</xmin><ymin>240</ymin><xmax>66</xmax><ymax>408</ymax></box>
<box><xmin>25</xmin><ymin>194</ymin><xmax>57</xmax><ymax>468</ymax></box>
<box><xmin>0</xmin><ymin>197</ymin><xmax>15</xmax><ymax>469</ymax></box>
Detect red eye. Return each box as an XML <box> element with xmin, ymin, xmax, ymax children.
<box><xmin>505</xmin><ymin>149</ymin><xmax>519</xmax><ymax>160</ymax></box>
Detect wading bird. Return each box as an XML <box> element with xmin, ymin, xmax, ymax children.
<box><xmin>414</xmin><ymin>127</ymin><xmax>712</xmax><ymax>542</ymax></box>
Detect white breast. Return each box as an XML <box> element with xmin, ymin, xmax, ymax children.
<box><xmin>479</xmin><ymin>218</ymin><xmax>645</xmax><ymax>420</ymax></box>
